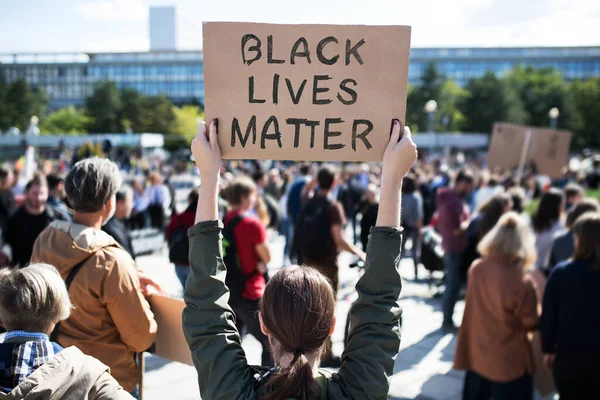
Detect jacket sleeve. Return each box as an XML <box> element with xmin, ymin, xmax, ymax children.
<box><xmin>182</xmin><ymin>220</ymin><xmax>257</xmax><ymax>400</ymax></box>
<box><xmin>517</xmin><ymin>275</ymin><xmax>540</xmax><ymax>331</ymax></box>
<box><xmin>540</xmin><ymin>267</ymin><xmax>561</xmax><ymax>354</ymax></box>
<box><xmin>91</xmin><ymin>371</ymin><xmax>136</xmax><ymax>400</ymax></box>
<box><xmin>330</xmin><ymin>227</ymin><xmax>403</xmax><ymax>400</ymax></box>
<box><xmin>102</xmin><ymin>249</ymin><xmax>157</xmax><ymax>352</ymax></box>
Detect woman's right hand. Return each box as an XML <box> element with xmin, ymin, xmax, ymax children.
<box><xmin>191</xmin><ymin>120</ymin><xmax>222</xmax><ymax>185</ymax></box>
<box><xmin>381</xmin><ymin>121</ymin><xmax>417</xmax><ymax>188</ymax></box>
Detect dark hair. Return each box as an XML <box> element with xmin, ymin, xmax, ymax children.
<box><xmin>115</xmin><ymin>185</ymin><xmax>133</xmax><ymax>203</ymax></box>
<box><xmin>188</xmin><ymin>188</ymin><xmax>200</xmax><ymax>209</ymax></box>
<box><xmin>220</xmin><ymin>177</ymin><xmax>256</xmax><ymax>207</ymax></box>
<box><xmin>573</xmin><ymin>213</ymin><xmax>600</xmax><ymax>270</ymax></box>
<box><xmin>317</xmin><ymin>166</ymin><xmax>336</xmax><ymax>191</ymax></box>
<box><xmin>477</xmin><ymin>193</ymin><xmax>513</xmax><ymax>239</ymax></box>
<box><xmin>508</xmin><ymin>188</ymin><xmax>527</xmax><ymax>214</ymax></box>
<box><xmin>488</xmin><ymin>177</ymin><xmax>499</xmax><ymax>187</ymax></box>
<box><xmin>253</xmin><ymin>171</ymin><xmax>267</xmax><ymax>184</ymax></box>
<box><xmin>299</xmin><ymin>164</ymin><xmax>311</xmax><ymax>176</ymax></box>
<box><xmin>0</xmin><ymin>167</ymin><xmax>12</xmax><ymax>189</ymax></box>
<box><xmin>564</xmin><ymin>183</ymin><xmax>584</xmax><ymax>200</ymax></box>
<box><xmin>25</xmin><ymin>174</ymin><xmax>48</xmax><ymax>192</ymax></box>
<box><xmin>566</xmin><ymin>198</ymin><xmax>600</xmax><ymax>228</ymax></box>
<box><xmin>46</xmin><ymin>174</ymin><xmax>64</xmax><ymax>191</ymax></box>
<box><xmin>455</xmin><ymin>170</ymin><xmax>475</xmax><ymax>186</ymax></box>
<box><xmin>402</xmin><ymin>174</ymin><xmax>417</xmax><ymax>194</ymax></box>
<box><xmin>260</xmin><ymin>266</ymin><xmax>335</xmax><ymax>400</ymax></box>
<box><xmin>532</xmin><ymin>189</ymin><xmax>564</xmax><ymax>232</ymax></box>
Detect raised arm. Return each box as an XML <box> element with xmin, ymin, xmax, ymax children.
<box><xmin>331</xmin><ymin>121</ymin><xmax>417</xmax><ymax>399</ymax></box>
<box><xmin>182</xmin><ymin>121</ymin><xmax>256</xmax><ymax>400</ymax></box>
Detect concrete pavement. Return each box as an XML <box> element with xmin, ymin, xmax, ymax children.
<box><xmin>137</xmin><ymin>233</ymin><xmax>467</xmax><ymax>400</ymax></box>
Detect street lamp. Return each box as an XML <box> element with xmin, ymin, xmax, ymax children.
<box><xmin>424</xmin><ymin>100</ymin><xmax>438</xmax><ymax>150</ymax></box>
<box><xmin>549</xmin><ymin>107</ymin><xmax>560</xmax><ymax>130</ymax></box>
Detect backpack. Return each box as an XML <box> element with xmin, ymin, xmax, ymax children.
<box><xmin>223</xmin><ymin>215</ymin><xmax>254</xmax><ymax>305</ymax></box>
<box><xmin>168</xmin><ymin>216</ymin><xmax>189</xmax><ymax>266</ymax></box>
<box><xmin>292</xmin><ymin>196</ymin><xmax>333</xmax><ymax>263</ymax></box>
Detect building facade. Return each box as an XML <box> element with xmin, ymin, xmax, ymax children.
<box><xmin>1</xmin><ymin>46</ymin><xmax>599</xmax><ymax>109</ymax></box>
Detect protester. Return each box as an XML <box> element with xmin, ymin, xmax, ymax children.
<box><xmin>585</xmin><ymin>157</ymin><xmax>600</xmax><ymax>189</ymax></box>
<box><xmin>0</xmin><ymin>263</ymin><xmax>133</xmax><ymax>399</ymax></box>
<box><xmin>30</xmin><ymin>158</ymin><xmax>158</xmax><ymax>397</ymax></box>
<box><xmin>455</xmin><ymin>212</ymin><xmax>538</xmax><ymax>400</ymax></box>
<box><xmin>541</xmin><ymin>213</ymin><xmax>600</xmax><ymax>399</ymax></box>
<box><xmin>401</xmin><ymin>174</ymin><xmax>424</xmax><ymax>279</ymax></box>
<box><xmin>131</xmin><ymin>178</ymin><xmax>150</xmax><ymax>230</ymax></box>
<box><xmin>462</xmin><ymin>193</ymin><xmax>513</xmax><ymax>282</ymax></box>
<box><xmin>46</xmin><ymin>174</ymin><xmax>70</xmax><ymax>219</ymax></box>
<box><xmin>548</xmin><ymin>198</ymin><xmax>600</xmax><ymax>268</ymax></box>
<box><xmin>183</xmin><ymin>119</ymin><xmax>415</xmax><ymax>399</ymax></box>
<box><xmin>563</xmin><ymin>183</ymin><xmax>584</xmax><ymax>211</ymax></box>
<box><xmin>532</xmin><ymin>188</ymin><xmax>564</xmax><ymax>272</ymax></box>
<box><xmin>265</xmin><ymin>168</ymin><xmax>283</xmax><ymax>199</ymax></box>
<box><xmin>436</xmin><ymin>170</ymin><xmax>474</xmax><ymax>333</ymax></box>
<box><xmin>473</xmin><ymin>172</ymin><xmax>501</xmax><ymax>210</ymax></box>
<box><xmin>0</xmin><ymin>175</ymin><xmax>68</xmax><ymax>268</ymax></box>
<box><xmin>253</xmin><ymin>170</ymin><xmax>280</xmax><ymax>230</ymax></box>
<box><xmin>102</xmin><ymin>185</ymin><xmax>135</xmax><ymax>258</ymax></box>
<box><xmin>0</xmin><ymin>168</ymin><xmax>16</xmax><ymax>240</ymax></box>
<box><xmin>147</xmin><ymin>172</ymin><xmax>171</xmax><ymax>230</ymax></box>
<box><xmin>220</xmin><ymin>176</ymin><xmax>272</xmax><ymax>366</ymax></box>
<box><xmin>167</xmin><ymin>189</ymin><xmax>199</xmax><ymax>288</ymax></box>
<box><xmin>360</xmin><ymin>183</ymin><xmax>379</xmax><ymax>252</ymax></box>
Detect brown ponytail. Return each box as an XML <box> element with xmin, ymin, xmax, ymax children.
<box><xmin>220</xmin><ymin>176</ymin><xmax>256</xmax><ymax>207</ymax></box>
<box><xmin>260</xmin><ymin>266</ymin><xmax>335</xmax><ymax>400</ymax></box>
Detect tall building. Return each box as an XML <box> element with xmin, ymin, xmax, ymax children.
<box><xmin>150</xmin><ymin>7</ymin><xmax>176</xmax><ymax>51</ymax></box>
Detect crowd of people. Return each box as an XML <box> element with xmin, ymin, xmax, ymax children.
<box><xmin>0</xmin><ymin>122</ymin><xmax>599</xmax><ymax>399</ymax></box>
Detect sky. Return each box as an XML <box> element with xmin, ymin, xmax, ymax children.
<box><xmin>0</xmin><ymin>0</ymin><xmax>599</xmax><ymax>53</ymax></box>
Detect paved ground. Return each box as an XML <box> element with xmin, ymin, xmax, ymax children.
<box><xmin>137</xmin><ymin>232</ymin><xmax>469</xmax><ymax>400</ymax></box>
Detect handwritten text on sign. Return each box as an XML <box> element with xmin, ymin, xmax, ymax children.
<box><xmin>203</xmin><ymin>22</ymin><xmax>411</xmax><ymax>161</ymax></box>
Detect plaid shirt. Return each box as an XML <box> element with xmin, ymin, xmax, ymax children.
<box><xmin>0</xmin><ymin>331</ymin><xmax>63</xmax><ymax>393</ymax></box>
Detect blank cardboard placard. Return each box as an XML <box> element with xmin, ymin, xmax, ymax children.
<box><xmin>203</xmin><ymin>22</ymin><xmax>411</xmax><ymax>161</ymax></box>
<box><xmin>150</xmin><ymin>295</ymin><xmax>193</xmax><ymax>366</ymax></box>
<box><xmin>489</xmin><ymin>123</ymin><xmax>572</xmax><ymax>178</ymax></box>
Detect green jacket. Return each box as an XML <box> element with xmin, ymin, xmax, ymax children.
<box><xmin>182</xmin><ymin>220</ymin><xmax>403</xmax><ymax>399</ymax></box>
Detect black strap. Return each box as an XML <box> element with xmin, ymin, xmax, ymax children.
<box><xmin>50</xmin><ymin>254</ymin><xmax>94</xmax><ymax>343</ymax></box>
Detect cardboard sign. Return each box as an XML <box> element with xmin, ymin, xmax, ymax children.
<box><xmin>489</xmin><ymin>123</ymin><xmax>572</xmax><ymax>178</ymax></box>
<box><xmin>203</xmin><ymin>22</ymin><xmax>411</xmax><ymax>161</ymax></box>
<box><xmin>149</xmin><ymin>295</ymin><xmax>193</xmax><ymax>366</ymax></box>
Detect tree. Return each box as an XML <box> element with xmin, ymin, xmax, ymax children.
<box><xmin>120</xmin><ymin>88</ymin><xmax>146</xmax><ymax>133</ymax></box>
<box><xmin>406</xmin><ymin>63</ymin><xmax>445</xmax><ymax>132</ymax></box>
<box><xmin>39</xmin><ymin>106</ymin><xmax>90</xmax><ymax>134</ymax></box>
<box><xmin>460</xmin><ymin>72</ymin><xmax>526</xmax><ymax>133</ymax></box>
<box><xmin>570</xmin><ymin>78</ymin><xmax>600</xmax><ymax>149</ymax></box>
<box><xmin>86</xmin><ymin>81</ymin><xmax>122</xmax><ymax>133</ymax></box>
<box><xmin>504</xmin><ymin>66</ymin><xmax>578</xmax><ymax>132</ymax></box>
<box><xmin>438</xmin><ymin>80</ymin><xmax>468</xmax><ymax>131</ymax></box>
<box><xmin>3</xmin><ymin>79</ymin><xmax>47</xmax><ymax>131</ymax></box>
<box><xmin>0</xmin><ymin>77</ymin><xmax>9</xmax><ymax>132</ymax></box>
<box><xmin>140</xmin><ymin>94</ymin><xmax>175</xmax><ymax>133</ymax></box>
<box><xmin>172</xmin><ymin>105</ymin><xmax>204</xmax><ymax>141</ymax></box>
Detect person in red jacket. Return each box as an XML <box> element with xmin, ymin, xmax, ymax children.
<box><xmin>167</xmin><ymin>189</ymin><xmax>199</xmax><ymax>288</ymax></box>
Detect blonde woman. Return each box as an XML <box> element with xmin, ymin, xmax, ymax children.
<box><xmin>454</xmin><ymin>212</ymin><xmax>539</xmax><ymax>400</ymax></box>
<box><xmin>0</xmin><ymin>264</ymin><xmax>132</xmax><ymax>399</ymax></box>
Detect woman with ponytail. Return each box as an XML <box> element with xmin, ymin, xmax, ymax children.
<box><xmin>454</xmin><ymin>212</ymin><xmax>539</xmax><ymax>400</ymax></box>
<box><xmin>182</xmin><ymin>119</ymin><xmax>416</xmax><ymax>399</ymax></box>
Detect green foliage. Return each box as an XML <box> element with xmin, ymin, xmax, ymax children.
<box><xmin>438</xmin><ymin>80</ymin><xmax>468</xmax><ymax>131</ymax></box>
<box><xmin>504</xmin><ymin>66</ymin><xmax>578</xmax><ymax>132</ymax></box>
<box><xmin>172</xmin><ymin>105</ymin><xmax>204</xmax><ymax>141</ymax></box>
<box><xmin>39</xmin><ymin>106</ymin><xmax>91</xmax><ymax>134</ymax></box>
<box><xmin>570</xmin><ymin>78</ymin><xmax>600</xmax><ymax>149</ymax></box>
<box><xmin>86</xmin><ymin>81</ymin><xmax>123</xmax><ymax>133</ymax></box>
<box><xmin>0</xmin><ymin>79</ymin><xmax>48</xmax><ymax>131</ymax></box>
<box><xmin>141</xmin><ymin>94</ymin><xmax>176</xmax><ymax>133</ymax></box>
<box><xmin>120</xmin><ymin>88</ymin><xmax>146</xmax><ymax>133</ymax></box>
<box><xmin>76</xmin><ymin>142</ymin><xmax>105</xmax><ymax>159</ymax></box>
<box><xmin>460</xmin><ymin>72</ymin><xmax>527</xmax><ymax>133</ymax></box>
<box><xmin>406</xmin><ymin>63</ymin><xmax>445</xmax><ymax>131</ymax></box>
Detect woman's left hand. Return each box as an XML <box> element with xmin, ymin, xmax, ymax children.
<box><xmin>191</xmin><ymin>120</ymin><xmax>222</xmax><ymax>184</ymax></box>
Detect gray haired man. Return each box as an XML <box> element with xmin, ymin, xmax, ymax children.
<box><xmin>31</xmin><ymin>157</ymin><xmax>159</xmax><ymax>397</ymax></box>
